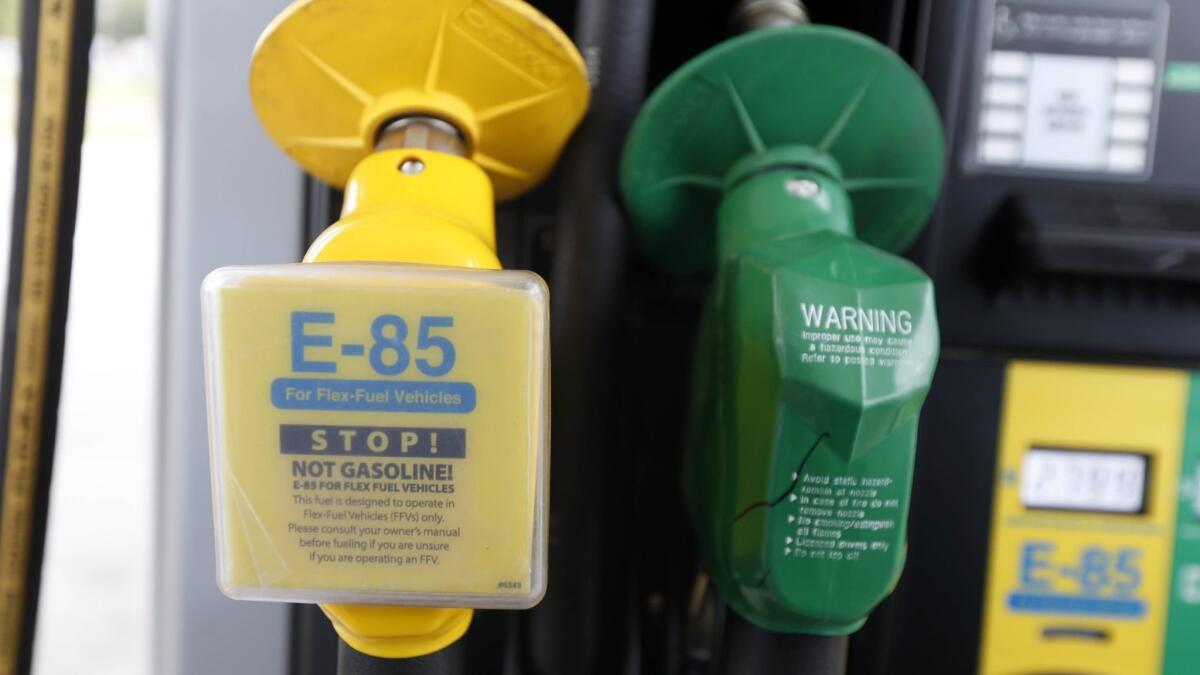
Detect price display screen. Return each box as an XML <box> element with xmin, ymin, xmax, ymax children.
<box><xmin>1020</xmin><ymin>448</ymin><xmax>1148</xmax><ymax>514</ymax></box>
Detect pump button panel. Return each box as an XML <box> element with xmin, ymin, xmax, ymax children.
<box><xmin>969</xmin><ymin>0</ymin><xmax>1169</xmax><ymax>179</ymax></box>
<box><xmin>201</xmin><ymin>264</ymin><xmax>549</xmax><ymax>608</ymax></box>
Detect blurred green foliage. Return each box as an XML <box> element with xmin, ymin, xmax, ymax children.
<box><xmin>0</xmin><ymin>0</ymin><xmax>146</xmax><ymax>38</ymax></box>
<box><xmin>98</xmin><ymin>0</ymin><xmax>146</xmax><ymax>39</ymax></box>
<box><xmin>0</xmin><ymin>0</ymin><xmax>15</xmax><ymax>36</ymax></box>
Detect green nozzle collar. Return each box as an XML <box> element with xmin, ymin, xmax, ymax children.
<box><xmin>724</xmin><ymin>145</ymin><xmax>843</xmax><ymax>191</ymax></box>
<box><xmin>619</xmin><ymin>25</ymin><xmax>946</xmax><ymax>273</ymax></box>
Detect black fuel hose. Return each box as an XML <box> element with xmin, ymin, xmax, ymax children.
<box><xmin>336</xmin><ymin>639</ymin><xmax>464</xmax><ymax>675</ymax></box>
<box><xmin>714</xmin><ymin>609</ymin><xmax>848</xmax><ymax>675</ymax></box>
<box><xmin>523</xmin><ymin>0</ymin><xmax>656</xmax><ymax>672</ymax></box>
<box><xmin>0</xmin><ymin>1</ymin><xmax>93</xmax><ymax>673</ymax></box>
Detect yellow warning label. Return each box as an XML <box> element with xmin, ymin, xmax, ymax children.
<box><xmin>203</xmin><ymin>264</ymin><xmax>548</xmax><ymax>608</ymax></box>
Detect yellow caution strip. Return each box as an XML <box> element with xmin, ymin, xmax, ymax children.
<box><xmin>0</xmin><ymin>1</ymin><xmax>78</xmax><ymax>673</ymax></box>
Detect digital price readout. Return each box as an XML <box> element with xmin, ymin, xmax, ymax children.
<box><xmin>1020</xmin><ymin>447</ymin><xmax>1148</xmax><ymax>514</ymax></box>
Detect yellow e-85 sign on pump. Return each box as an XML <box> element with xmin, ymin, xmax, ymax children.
<box><xmin>200</xmin><ymin>0</ymin><xmax>589</xmax><ymax>660</ymax></box>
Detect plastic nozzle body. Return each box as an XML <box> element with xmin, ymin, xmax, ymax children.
<box><xmin>688</xmin><ymin>168</ymin><xmax>939</xmax><ymax>634</ymax></box>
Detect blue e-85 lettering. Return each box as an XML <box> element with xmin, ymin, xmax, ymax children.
<box><xmin>1009</xmin><ymin>540</ymin><xmax>1146</xmax><ymax>619</ymax></box>
<box><xmin>1020</xmin><ymin>540</ymin><xmax>1142</xmax><ymax>596</ymax></box>
<box><xmin>291</xmin><ymin>312</ymin><xmax>457</xmax><ymax>377</ymax></box>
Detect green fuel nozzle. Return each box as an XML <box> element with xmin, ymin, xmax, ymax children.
<box><xmin>620</xmin><ymin>26</ymin><xmax>945</xmax><ymax>634</ymax></box>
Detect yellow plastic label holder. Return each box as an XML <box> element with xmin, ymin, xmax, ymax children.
<box><xmin>203</xmin><ymin>263</ymin><xmax>550</xmax><ymax>609</ymax></box>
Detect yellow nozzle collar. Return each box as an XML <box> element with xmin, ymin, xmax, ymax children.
<box><xmin>249</xmin><ymin>0</ymin><xmax>590</xmax><ymax>200</ymax></box>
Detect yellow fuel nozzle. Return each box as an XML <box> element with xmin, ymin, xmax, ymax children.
<box><xmin>305</xmin><ymin>115</ymin><xmax>501</xmax><ymax>269</ymax></box>
<box><xmin>246</xmin><ymin>0</ymin><xmax>591</xmax><ymax>266</ymax></box>
<box><xmin>201</xmin><ymin>0</ymin><xmax>589</xmax><ymax>660</ymax></box>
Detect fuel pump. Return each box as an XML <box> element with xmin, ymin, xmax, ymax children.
<box><xmin>846</xmin><ymin>2</ymin><xmax>1200</xmax><ymax>674</ymax></box>
<box><xmin>198</xmin><ymin>0</ymin><xmax>588</xmax><ymax>671</ymax></box>
<box><xmin>619</xmin><ymin>18</ymin><xmax>945</xmax><ymax>670</ymax></box>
